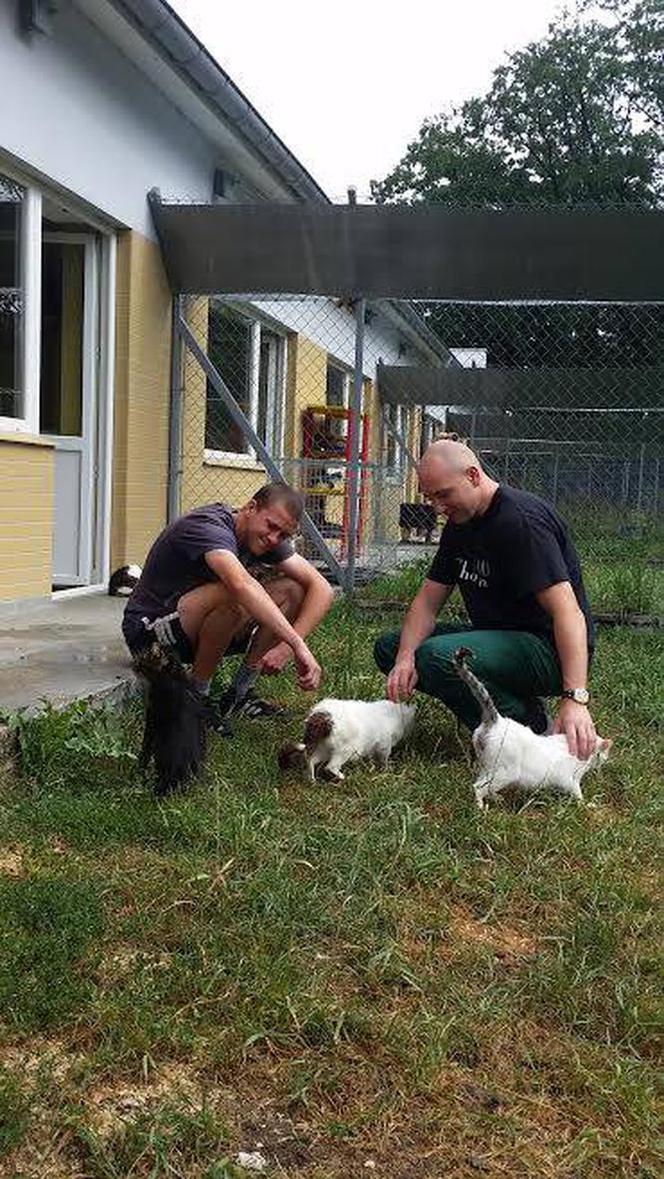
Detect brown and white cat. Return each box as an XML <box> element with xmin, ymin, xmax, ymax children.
<box><xmin>279</xmin><ymin>698</ymin><xmax>416</xmax><ymax>781</ymax></box>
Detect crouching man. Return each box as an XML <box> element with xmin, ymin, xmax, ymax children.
<box><xmin>122</xmin><ymin>483</ymin><xmax>334</xmax><ymax>726</ymax></box>
<box><xmin>374</xmin><ymin>437</ymin><xmax>597</xmax><ymax>759</ymax></box>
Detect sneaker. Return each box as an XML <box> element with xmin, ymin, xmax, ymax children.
<box><xmin>188</xmin><ymin>683</ymin><xmax>233</xmax><ymax>736</ymax></box>
<box><xmin>524</xmin><ymin>697</ymin><xmax>553</xmax><ymax>735</ymax></box>
<box><xmin>217</xmin><ymin>686</ymin><xmax>287</xmax><ymax>722</ymax></box>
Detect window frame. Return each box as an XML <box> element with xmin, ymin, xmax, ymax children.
<box><xmin>204</xmin><ymin>302</ymin><xmax>287</xmax><ymax>467</ymax></box>
<box><xmin>0</xmin><ymin>181</ymin><xmax>41</xmax><ymax>435</ymax></box>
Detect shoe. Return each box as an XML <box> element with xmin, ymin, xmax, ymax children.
<box><xmin>217</xmin><ymin>686</ymin><xmax>287</xmax><ymax>722</ymax></box>
<box><xmin>524</xmin><ymin>697</ymin><xmax>553</xmax><ymax>735</ymax></box>
<box><xmin>188</xmin><ymin>683</ymin><xmax>233</xmax><ymax>736</ymax></box>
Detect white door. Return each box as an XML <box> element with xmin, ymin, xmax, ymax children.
<box><xmin>41</xmin><ymin>235</ymin><xmax>99</xmax><ymax>588</ymax></box>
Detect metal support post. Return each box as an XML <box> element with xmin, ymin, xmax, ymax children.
<box><xmin>345</xmin><ymin>296</ymin><xmax>366</xmax><ymax>594</ymax></box>
<box><xmin>167</xmin><ymin>294</ymin><xmax>184</xmax><ymax>522</ymax></box>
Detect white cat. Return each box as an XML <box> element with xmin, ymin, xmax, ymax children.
<box><xmin>453</xmin><ymin>647</ymin><xmax>611</xmax><ymax>809</ymax></box>
<box><xmin>278</xmin><ymin>698</ymin><xmax>416</xmax><ymax>781</ymax></box>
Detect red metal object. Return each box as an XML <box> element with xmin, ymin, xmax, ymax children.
<box><xmin>300</xmin><ymin>405</ymin><xmax>370</xmax><ymax>557</ymax></box>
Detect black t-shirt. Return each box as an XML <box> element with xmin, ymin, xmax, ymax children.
<box><xmin>124</xmin><ymin>502</ymin><xmax>293</xmax><ymax>627</ymax></box>
<box><xmin>427</xmin><ymin>485</ymin><xmax>594</xmax><ymax>649</ymax></box>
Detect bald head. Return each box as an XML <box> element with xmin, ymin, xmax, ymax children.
<box><xmin>420</xmin><ymin>438</ymin><xmax>483</xmax><ymax>477</ymax></box>
<box><xmin>418</xmin><ymin>439</ymin><xmax>496</xmax><ymax>524</ymax></box>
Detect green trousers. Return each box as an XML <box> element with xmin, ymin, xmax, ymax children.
<box><xmin>374</xmin><ymin>622</ymin><xmax>562</xmax><ymax>731</ymax></box>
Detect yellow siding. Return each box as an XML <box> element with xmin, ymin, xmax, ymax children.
<box><xmin>285</xmin><ymin>335</ymin><xmax>327</xmax><ymax>464</ymax></box>
<box><xmin>0</xmin><ymin>437</ymin><xmax>54</xmax><ymax>601</ymax></box>
<box><xmin>111</xmin><ymin>230</ymin><xmax>172</xmax><ymax>568</ymax></box>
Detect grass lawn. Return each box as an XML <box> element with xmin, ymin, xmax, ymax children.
<box><xmin>0</xmin><ymin>589</ymin><xmax>662</xmax><ymax>1178</ymax></box>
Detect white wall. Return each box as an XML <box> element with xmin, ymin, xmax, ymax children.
<box><xmin>0</xmin><ymin>2</ymin><xmax>223</xmax><ymax>236</ymax></box>
<box><xmin>246</xmin><ymin>297</ymin><xmax>424</xmax><ymax>376</ymax></box>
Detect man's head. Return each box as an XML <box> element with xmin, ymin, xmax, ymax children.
<box><xmin>418</xmin><ymin>435</ymin><xmax>493</xmax><ymax>524</ymax></box>
<box><xmin>238</xmin><ymin>483</ymin><xmax>303</xmax><ymax>556</ymax></box>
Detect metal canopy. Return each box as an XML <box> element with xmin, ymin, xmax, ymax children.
<box><xmin>378</xmin><ymin>365</ymin><xmax>664</xmax><ymax>408</ymax></box>
<box><xmin>150</xmin><ymin>198</ymin><xmax>664</xmax><ymax>301</ymax></box>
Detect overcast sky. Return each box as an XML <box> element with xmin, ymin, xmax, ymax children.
<box><xmin>170</xmin><ymin>0</ymin><xmax>566</xmax><ymax>201</ymax></box>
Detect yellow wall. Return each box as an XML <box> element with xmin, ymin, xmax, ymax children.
<box><xmin>285</xmin><ymin>334</ymin><xmax>327</xmax><ymax>465</ymax></box>
<box><xmin>111</xmin><ymin>231</ymin><xmax>172</xmax><ymax>568</ymax></box>
<box><xmin>0</xmin><ymin>435</ymin><xmax>54</xmax><ymax>601</ymax></box>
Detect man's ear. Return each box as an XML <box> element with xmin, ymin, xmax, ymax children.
<box><xmin>467</xmin><ymin>466</ymin><xmax>481</xmax><ymax>487</ymax></box>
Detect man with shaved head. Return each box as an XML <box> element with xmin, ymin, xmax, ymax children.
<box><xmin>374</xmin><ymin>436</ymin><xmax>597</xmax><ymax>758</ymax></box>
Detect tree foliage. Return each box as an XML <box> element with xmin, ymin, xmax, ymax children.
<box><xmin>371</xmin><ymin>2</ymin><xmax>664</xmax><ymax>208</ymax></box>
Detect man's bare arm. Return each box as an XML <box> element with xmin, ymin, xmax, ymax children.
<box><xmin>274</xmin><ymin>553</ymin><xmax>335</xmax><ymax>640</ymax></box>
<box><xmin>536</xmin><ymin>581</ymin><xmax>597</xmax><ymax>759</ymax></box>
<box><xmin>205</xmin><ymin>549</ymin><xmax>320</xmax><ymax>688</ymax></box>
<box><xmin>254</xmin><ymin>553</ymin><xmax>334</xmax><ymax>676</ymax></box>
<box><xmin>386</xmin><ymin>579</ymin><xmax>452</xmax><ymax>702</ymax></box>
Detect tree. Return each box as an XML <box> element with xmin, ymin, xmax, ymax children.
<box><xmin>371</xmin><ymin>5</ymin><xmax>663</xmax><ymax>208</ymax></box>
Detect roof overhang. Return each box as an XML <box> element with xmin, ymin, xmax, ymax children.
<box><xmin>150</xmin><ymin>201</ymin><xmax>664</xmax><ymax>301</ymax></box>
<box><xmin>378</xmin><ymin>364</ymin><xmax>664</xmax><ymax>408</ymax></box>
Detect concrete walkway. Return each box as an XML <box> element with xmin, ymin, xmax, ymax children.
<box><xmin>0</xmin><ymin>593</ymin><xmax>137</xmax><ymax>717</ymax></box>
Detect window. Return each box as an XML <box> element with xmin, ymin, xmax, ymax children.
<box><xmin>206</xmin><ymin>304</ymin><xmax>252</xmax><ymax>454</ymax></box>
<box><xmin>384</xmin><ymin>403</ymin><xmax>405</xmax><ymax>473</ymax></box>
<box><xmin>205</xmin><ymin>303</ymin><xmax>286</xmax><ymax>460</ymax></box>
<box><xmin>420</xmin><ymin>412</ymin><xmax>436</xmax><ymax>456</ymax></box>
<box><xmin>257</xmin><ymin>329</ymin><xmax>284</xmax><ymax>454</ymax></box>
<box><xmin>326</xmin><ymin>361</ymin><xmax>350</xmax><ymax>442</ymax></box>
<box><xmin>0</xmin><ymin>176</ymin><xmax>25</xmax><ymax>420</ymax></box>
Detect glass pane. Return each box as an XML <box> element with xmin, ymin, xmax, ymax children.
<box><xmin>257</xmin><ymin>331</ymin><xmax>280</xmax><ymax>447</ymax></box>
<box><xmin>326</xmin><ymin>364</ymin><xmax>345</xmax><ymax>406</ymax></box>
<box><xmin>40</xmin><ymin>242</ymin><xmax>84</xmax><ymax>436</ymax></box>
<box><xmin>206</xmin><ymin>305</ymin><xmax>251</xmax><ymax>453</ymax></box>
<box><xmin>0</xmin><ymin>176</ymin><xmax>24</xmax><ymax>419</ymax></box>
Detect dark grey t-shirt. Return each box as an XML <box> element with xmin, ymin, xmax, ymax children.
<box><xmin>124</xmin><ymin>502</ymin><xmax>293</xmax><ymax>631</ymax></box>
<box><xmin>427</xmin><ymin>485</ymin><xmax>594</xmax><ymax>650</ymax></box>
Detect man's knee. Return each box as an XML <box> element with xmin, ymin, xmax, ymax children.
<box><xmin>265</xmin><ymin>575</ymin><xmax>305</xmax><ymax>619</ymax></box>
<box><xmin>415</xmin><ymin>634</ymin><xmax>463</xmax><ymax>681</ymax></box>
<box><xmin>374</xmin><ymin>629</ymin><xmax>401</xmax><ymax>673</ymax></box>
<box><xmin>177</xmin><ymin>582</ymin><xmax>247</xmax><ymax>634</ymax></box>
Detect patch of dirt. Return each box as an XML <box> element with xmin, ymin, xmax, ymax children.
<box><xmin>86</xmin><ymin>1060</ymin><xmax>202</xmax><ymax>1136</ymax></box>
<box><xmin>0</xmin><ymin>1035</ymin><xmax>84</xmax><ymax>1083</ymax></box>
<box><xmin>96</xmin><ymin>942</ymin><xmax>173</xmax><ymax>986</ymax></box>
<box><xmin>445</xmin><ymin>906</ymin><xmax>538</xmax><ymax>961</ymax></box>
<box><xmin>0</xmin><ymin>845</ymin><xmax>25</xmax><ymax>876</ymax></box>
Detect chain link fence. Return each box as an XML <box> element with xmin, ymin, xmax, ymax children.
<box><xmin>172</xmin><ymin>286</ymin><xmax>664</xmax><ymax>616</ymax></box>
<box><xmin>175</xmin><ymin>292</ymin><xmax>444</xmax><ymax>586</ymax></box>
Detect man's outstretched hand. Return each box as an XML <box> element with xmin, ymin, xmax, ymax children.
<box><xmin>553</xmin><ymin>699</ymin><xmax>597</xmax><ymax>760</ymax></box>
<box><xmin>292</xmin><ymin>639</ymin><xmax>322</xmax><ymax>692</ymax></box>
<box><xmin>386</xmin><ymin>654</ymin><xmax>418</xmax><ymax>703</ymax></box>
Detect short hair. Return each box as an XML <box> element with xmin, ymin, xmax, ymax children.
<box><xmin>252</xmin><ymin>482</ymin><xmax>304</xmax><ymax>521</ymax></box>
<box><xmin>432</xmin><ymin>429</ymin><xmax>469</xmax><ymax>445</ymax></box>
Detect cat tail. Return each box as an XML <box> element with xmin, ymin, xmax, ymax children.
<box><xmin>303</xmin><ymin>710</ymin><xmax>334</xmax><ymax>755</ymax></box>
<box><xmin>452</xmin><ymin>647</ymin><xmax>499</xmax><ymax>725</ymax></box>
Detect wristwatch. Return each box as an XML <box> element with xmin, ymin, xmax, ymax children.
<box><xmin>560</xmin><ymin>688</ymin><xmax>590</xmax><ymax>705</ymax></box>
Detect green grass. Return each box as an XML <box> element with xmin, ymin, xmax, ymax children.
<box><xmin>0</xmin><ymin>597</ymin><xmax>662</xmax><ymax>1177</ymax></box>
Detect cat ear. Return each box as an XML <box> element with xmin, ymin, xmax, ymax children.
<box><xmin>600</xmin><ymin>737</ymin><xmax>613</xmax><ymax>752</ymax></box>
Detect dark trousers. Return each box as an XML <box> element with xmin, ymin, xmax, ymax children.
<box><xmin>374</xmin><ymin>622</ymin><xmax>562</xmax><ymax>731</ymax></box>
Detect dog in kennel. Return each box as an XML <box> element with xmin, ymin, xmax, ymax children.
<box><xmin>399</xmin><ymin>502</ymin><xmax>438</xmax><ymax>545</ymax></box>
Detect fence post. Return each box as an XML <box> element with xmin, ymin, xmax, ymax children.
<box><xmin>636</xmin><ymin>440</ymin><xmax>646</xmax><ymax>515</ymax></box>
<box><xmin>167</xmin><ymin>293</ymin><xmax>184</xmax><ymax>522</ymax></box>
<box><xmin>345</xmin><ymin>296</ymin><xmax>366</xmax><ymax>594</ymax></box>
<box><xmin>551</xmin><ymin>451</ymin><xmax>560</xmax><ymax>506</ymax></box>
